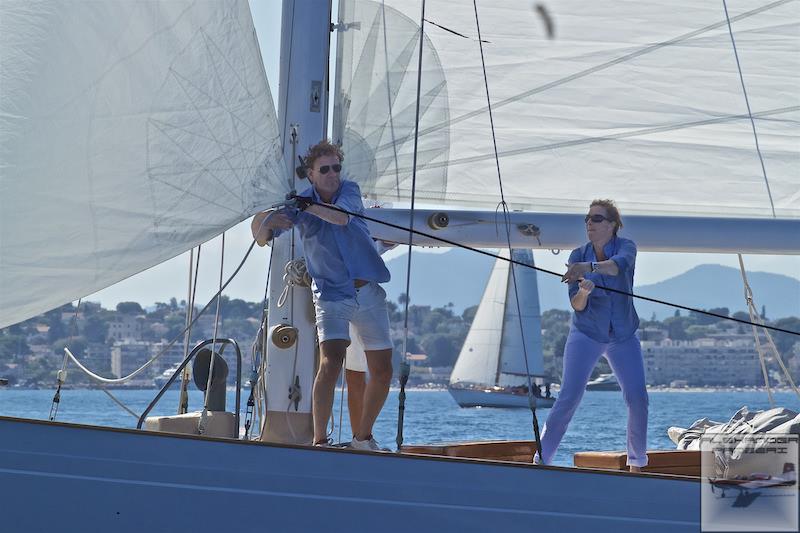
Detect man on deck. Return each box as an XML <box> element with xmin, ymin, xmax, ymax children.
<box><xmin>251</xmin><ymin>140</ymin><xmax>394</xmax><ymax>451</ymax></box>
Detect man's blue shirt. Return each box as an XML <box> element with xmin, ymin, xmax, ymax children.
<box><xmin>276</xmin><ymin>179</ymin><xmax>390</xmax><ymax>301</ymax></box>
<box><xmin>567</xmin><ymin>236</ymin><xmax>639</xmax><ymax>343</ymax></box>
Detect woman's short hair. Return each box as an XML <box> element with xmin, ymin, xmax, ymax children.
<box><xmin>590</xmin><ymin>199</ymin><xmax>623</xmax><ymax>234</ymax></box>
<box><xmin>305</xmin><ymin>139</ymin><xmax>344</xmax><ymax>172</ymax></box>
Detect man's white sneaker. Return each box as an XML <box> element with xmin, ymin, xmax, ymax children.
<box><xmin>349</xmin><ymin>435</ymin><xmax>391</xmax><ymax>452</ymax></box>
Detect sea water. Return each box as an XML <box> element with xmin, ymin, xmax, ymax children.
<box><xmin>1</xmin><ymin>388</ymin><xmax>798</xmax><ymax>466</ymax></box>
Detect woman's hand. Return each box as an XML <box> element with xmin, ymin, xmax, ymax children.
<box><xmin>562</xmin><ymin>262</ymin><xmax>591</xmax><ymax>283</ymax></box>
<box><xmin>578</xmin><ymin>279</ymin><xmax>594</xmax><ymax>294</ymax></box>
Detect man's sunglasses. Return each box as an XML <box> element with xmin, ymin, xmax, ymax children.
<box><xmin>317</xmin><ymin>164</ymin><xmax>342</xmax><ymax>175</ymax></box>
<box><xmin>585</xmin><ymin>214</ymin><xmax>611</xmax><ymax>223</ymax></box>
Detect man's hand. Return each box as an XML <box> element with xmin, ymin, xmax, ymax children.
<box><xmin>264</xmin><ymin>211</ymin><xmax>294</xmax><ymax>230</ymax></box>
<box><xmin>289</xmin><ymin>194</ymin><xmax>313</xmax><ymax>211</ymax></box>
<box><xmin>561</xmin><ymin>262</ymin><xmax>591</xmax><ymax>283</ymax></box>
<box><xmin>252</xmin><ymin>209</ymin><xmax>293</xmax><ymax>246</ymax></box>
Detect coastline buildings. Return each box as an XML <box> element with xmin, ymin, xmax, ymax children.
<box><xmin>642</xmin><ymin>335</ymin><xmax>766</xmax><ymax>386</ymax></box>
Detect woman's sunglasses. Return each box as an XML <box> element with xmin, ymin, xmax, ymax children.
<box><xmin>585</xmin><ymin>214</ymin><xmax>611</xmax><ymax>223</ymax></box>
<box><xmin>317</xmin><ymin>164</ymin><xmax>342</xmax><ymax>175</ymax></box>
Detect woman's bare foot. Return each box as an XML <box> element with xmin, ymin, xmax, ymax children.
<box><xmin>629</xmin><ymin>465</ymin><xmax>642</xmax><ymax>473</ymax></box>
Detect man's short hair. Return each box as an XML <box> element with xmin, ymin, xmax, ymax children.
<box><xmin>305</xmin><ymin>140</ymin><xmax>344</xmax><ymax>172</ymax></box>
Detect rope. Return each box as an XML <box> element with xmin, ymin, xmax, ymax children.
<box><xmin>287</xmin><ymin>200</ymin><xmax>800</xmax><ymax>339</ymax></box>
<box><xmin>278</xmin><ymin>258</ymin><xmax>312</xmax><ymax>308</ymax></box>
<box><xmin>738</xmin><ymin>255</ymin><xmax>800</xmax><ymax>403</ymax></box>
<box><xmin>395</xmin><ymin>0</ymin><xmax>427</xmax><ymax>453</ymax></box>
<box><xmin>61</xmin><ymin>241</ymin><xmax>258</xmax><ymax>392</ymax></box>
<box><xmin>722</xmin><ymin>0</ymin><xmax>776</xmax><ymax>217</ymax></box>
<box><xmin>473</xmin><ymin>0</ymin><xmax>542</xmax><ymax>463</ymax></box>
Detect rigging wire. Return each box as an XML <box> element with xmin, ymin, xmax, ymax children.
<box><xmin>199</xmin><ymin>232</ymin><xmax>226</xmax><ymax>435</ymax></box>
<box><xmin>249</xmin><ymin>242</ymin><xmax>275</xmax><ymax>440</ymax></box>
<box><xmin>179</xmin><ymin>245</ymin><xmax>201</xmax><ymax>415</ymax></box>
<box><xmin>721</xmin><ymin>0</ymin><xmax>776</xmax><ymax>217</ymax></box>
<box><xmin>49</xmin><ymin>298</ymin><xmax>82</xmax><ymax>421</ymax></box>
<box><xmin>395</xmin><ymin>0</ymin><xmax>428</xmax><ymax>454</ymax></box>
<box><xmin>472</xmin><ymin>0</ymin><xmax>543</xmax><ymax>463</ymax></box>
<box><xmin>722</xmin><ymin>1</ymin><xmax>799</xmax><ymax>402</ymax></box>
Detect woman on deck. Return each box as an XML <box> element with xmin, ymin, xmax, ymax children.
<box><xmin>536</xmin><ymin>199</ymin><xmax>648</xmax><ymax>471</ymax></box>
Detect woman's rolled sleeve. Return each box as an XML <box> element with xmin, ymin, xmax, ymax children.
<box><xmin>567</xmin><ymin>248</ymin><xmax>582</xmax><ymax>299</ymax></box>
<box><xmin>609</xmin><ymin>238</ymin><xmax>637</xmax><ymax>273</ymax></box>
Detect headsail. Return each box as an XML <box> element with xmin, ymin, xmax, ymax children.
<box><xmin>334</xmin><ymin>0</ymin><xmax>450</xmax><ymax>203</ymax></box>
<box><xmin>450</xmin><ymin>249</ymin><xmax>546</xmax><ymax>387</ymax></box>
<box><xmin>0</xmin><ymin>1</ymin><xmax>287</xmax><ymax>327</ymax></box>
<box><xmin>449</xmin><ymin>250</ymin><xmax>508</xmax><ymax>386</ymax></box>
<box><xmin>337</xmin><ymin>0</ymin><xmax>799</xmax><ymax>218</ymax></box>
<box><xmin>498</xmin><ymin>249</ymin><xmax>545</xmax><ymax>380</ymax></box>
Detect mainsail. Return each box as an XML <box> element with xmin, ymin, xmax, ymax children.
<box><xmin>450</xmin><ymin>249</ymin><xmax>546</xmax><ymax>387</ymax></box>
<box><xmin>337</xmin><ymin>0</ymin><xmax>799</xmax><ymax>218</ymax></box>
<box><xmin>0</xmin><ymin>1</ymin><xmax>288</xmax><ymax>328</ymax></box>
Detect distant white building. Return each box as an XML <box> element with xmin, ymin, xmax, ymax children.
<box><xmin>110</xmin><ymin>341</ymin><xmax>151</xmax><ymax>379</ymax></box>
<box><xmin>108</xmin><ymin>314</ymin><xmax>146</xmax><ymax>342</ymax></box>
<box><xmin>642</xmin><ymin>337</ymin><xmax>763</xmax><ymax>386</ymax></box>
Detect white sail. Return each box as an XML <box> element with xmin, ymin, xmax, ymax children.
<box><xmin>450</xmin><ymin>249</ymin><xmax>546</xmax><ymax>386</ymax></box>
<box><xmin>334</xmin><ymin>0</ymin><xmax>450</xmax><ymax>203</ymax></box>
<box><xmin>337</xmin><ymin>0</ymin><xmax>799</xmax><ymax>219</ymax></box>
<box><xmin>497</xmin><ymin>249</ymin><xmax>545</xmax><ymax>380</ymax></box>
<box><xmin>449</xmin><ymin>250</ymin><xmax>509</xmax><ymax>386</ymax></box>
<box><xmin>0</xmin><ymin>1</ymin><xmax>288</xmax><ymax>328</ymax></box>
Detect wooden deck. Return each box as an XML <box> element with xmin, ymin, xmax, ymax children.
<box><xmin>402</xmin><ymin>440</ymin><xmax>702</xmax><ymax>477</ymax></box>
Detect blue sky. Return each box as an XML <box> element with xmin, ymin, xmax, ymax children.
<box><xmin>85</xmin><ymin>2</ymin><xmax>798</xmax><ymax>309</ymax></box>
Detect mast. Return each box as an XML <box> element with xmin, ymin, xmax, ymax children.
<box><xmin>260</xmin><ymin>0</ymin><xmax>333</xmax><ymax>444</ymax></box>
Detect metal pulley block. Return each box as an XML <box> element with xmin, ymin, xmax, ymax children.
<box><xmin>427</xmin><ymin>212</ymin><xmax>449</xmax><ymax>230</ymax></box>
<box><xmin>270</xmin><ymin>324</ymin><xmax>298</xmax><ymax>349</ymax></box>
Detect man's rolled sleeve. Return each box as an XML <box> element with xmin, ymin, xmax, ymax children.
<box><xmin>609</xmin><ymin>238</ymin><xmax>636</xmax><ymax>274</ymax></box>
<box><xmin>333</xmin><ymin>180</ymin><xmax>364</xmax><ymax>222</ymax></box>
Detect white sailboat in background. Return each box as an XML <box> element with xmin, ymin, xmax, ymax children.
<box><xmin>449</xmin><ymin>249</ymin><xmax>556</xmax><ymax>408</ymax></box>
<box><xmin>1</xmin><ymin>0</ymin><xmax>798</xmax><ymax>531</ymax></box>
